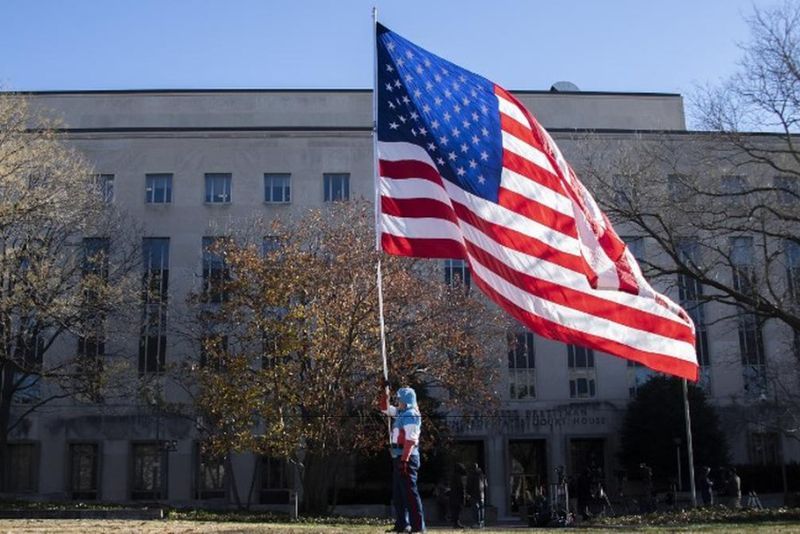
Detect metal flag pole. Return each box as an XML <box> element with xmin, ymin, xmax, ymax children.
<box><xmin>372</xmin><ymin>6</ymin><xmax>388</xmax><ymax>385</ymax></box>
<box><xmin>371</xmin><ymin>6</ymin><xmax>392</xmax><ymax>444</ymax></box>
<box><xmin>683</xmin><ymin>378</ymin><xmax>697</xmax><ymax>507</ymax></box>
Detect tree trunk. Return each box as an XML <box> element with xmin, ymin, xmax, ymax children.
<box><xmin>225</xmin><ymin>453</ymin><xmax>244</xmax><ymax>510</ymax></box>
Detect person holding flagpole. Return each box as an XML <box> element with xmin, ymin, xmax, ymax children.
<box><xmin>380</xmin><ymin>385</ymin><xmax>426</xmax><ymax>533</ymax></box>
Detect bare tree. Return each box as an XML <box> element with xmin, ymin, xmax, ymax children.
<box><xmin>0</xmin><ymin>93</ymin><xmax>139</xmax><ymax>487</ymax></box>
<box><xmin>575</xmin><ymin>2</ymin><xmax>800</xmax><ymax>444</ymax></box>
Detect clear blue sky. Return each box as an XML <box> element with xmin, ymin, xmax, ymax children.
<box><xmin>0</xmin><ymin>0</ymin><xmax>774</xmax><ymax>95</ymax></box>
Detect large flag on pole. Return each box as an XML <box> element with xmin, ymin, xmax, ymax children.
<box><xmin>375</xmin><ymin>23</ymin><xmax>699</xmax><ymax>381</ymax></box>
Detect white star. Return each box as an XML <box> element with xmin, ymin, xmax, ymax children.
<box><xmin>456</xmin><ymin>167</ymin><xmax>466</xmax><ymax>177</ymax></box>
<box><xmin>441</xmin><ymin>67</ymin><xmax>449</xmax><ymax>76</ymax></box>
<box><xmin>413</xmin><ymin>89</ymin><xmax>422</xmax><ymax>98</ymax></box>
<box><xmin>425</xmin><ymin>81</ymin><xmax>434</xmax><ymax>91</ymax></box>
<box><xmin>427</xmin><ymin>142</ymin><xmax>436</xmax><ymax>151</ymax></box>
<box><xmin>472</xmin><ymin>112</ymin><xmax>479</xmax><ymax>121</ymax></box>
<box><xmin>405</xmin><ymin>50</ymin><xmax>414</xmax><ymax>59</ymax></box>
<box><xmin>437</xmin><ymin>157</ymin><xmax>445</xmax><ymax>166</ymax></box>
<box><xmin>416</xmin><ymin>65</ymin><xmax>424</xmax><ymax>74</ymax></box>
<box><xmin>398</xmin><ymin>115</ymin><xmax>407</xmax><ymax>123</ymax></box>
<box><xmin>424</xmin><ymin>58</ymin><xmax>432</xmax><ymax>68</ymax></box>
<box><xmin>439</xmin><ymin>135</ymin><xmax>449</xmax><ymax>145</ymax></box>
<box><xmin>469</xmin><ymin>159</ymin><xmax>477</xmax><ymax>169</ymax></box>
<box><xmin>453</xmin><ymin>103</ymin><xmax>461</xmax><ymax>113</ymax></box>
<box><xmin>422</xmin><ymin>104</ymin><xmax>431</xmax><ymax>113</ymax></box>
<box><xmin>410</xmin><ymin>111</ymin><xmax>419</xmax><ymax>120</ymax></box>
<box><xmin>387</xmin><ymin>41</ymin><xmax>396</xmax><ymax>51</ymax></box>
<box><xmin>452</xmin><ymin>127</ymin><xmax>460</xmax><ymax>137</ymax></box>
<box><xmin>448</xmin><ymin>151</ymin><xmax>457</xmax><ymax>161</ymax></box>
<box><xmin>411</xmin><ymin>128</ymin><xmax>417</xmax><ymax>136</ymax></box>
<box><xmin>443</xmin><ymin>111</ymin><xmax>452</xmax><ymax>122</ymax></box>
<box><xmin>462</xmin><ymin>120</ymin><xmax>471</xmax><ymax>128</ymax></box>
<box><xmin>394</xmin><ymin>79</ymin><xmax>401</xmax><ymax>88</ymax></box>
<box><xmin>453</xmin><ymin>81</ymin><xmax>461</xmax><ymax>91</ymax></box>
<box><xmin>444</xmin><ymin>89</ymin><xmax>452</xmax><ymax>98</ymax></box>
<box><xmin>396</xmin><ymin>58</ymin><xmax>405</xmax><ymax>67</ymax></box>
<box><xmin>386</xmin><ymin>64</ymin><xmax>394</xmax><ymax>72</ymax></box>
<box><xmin>434</xmin><ymin>97</ymin><xmax>443</xmax><ymax>106</ymax></box>
<box><xmin>471</xmin><ymin>135</ymin><xmax>480</xmax><ymax>145</ymax></box>
<box><xmin>431</xmin><ymin>119</ymin><xmax>440</xmax><ymax>129</ymax></box>
<box><xmin>419</xmin><ymin>127</ymin><xmax>428</xmax><ymax>135</ymax></box>
<box><xmin>404</xmin><ymin>74</ymin><xmax>413</xmax><ymax>83</ymax></box>
<box><xmin>385</xmin><ymin>83</ymin><xmax>393</xmax><ymax>92</ymax></box>
<box><xmin>481</xmin><ymin>127</ymin><xmax>489</xmax><ymax>137</ymax></box>
<box><xmin>459</xmin><ymin>74</ymin><xmax>467</xmax><ymax>83</ymax></box>
<box><xmin>477</xmin><ymin>175</ymin><xmax>486</xmax><ymax>184</ymax></box>
<box><xmin>387</xmin><ymin>101</ymin><xmax>396</xmax><ymax>109</ymax></box>
<box><xmin>401</xmin><ymin>95</ymin><xmax>410</xmax><ymax>104</ymax></box>
<box><xmin>462</xmin><ymin>97</ymin><xmax>470</xmax><ymax>106</ymax></box>
<box><xmin>389</xmin><ymin>122</ymin><xmax>399</xmax><ymax>130</ymax></box>
<box><xmin>434</xmin><ymin>73</ymin><xmax>442</xmax><ymax>82</ymax></box>
<box><xmin>460</xmin><ymin>143</ymin><xmax>469</xmax><ymax>153</ymax></box>
<box><xmin>480</xmin><ymin>151</ymin><xmax>489</xmax><ymax>161</ymax></box>
<box><xmin>471</xmin><ymin>89</ymin><xmax>478</xmax><ymax>98</ymax></box>
<box><xmin>481</xmin><ymin>103</ymin><xmax>489</xmax><ymax>114</ymax></box>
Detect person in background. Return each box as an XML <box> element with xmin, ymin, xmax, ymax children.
<box><xmin>698</xmin><ymin>466</ymin><xmax>714</xmax><ymax>506</ymax></box>
<box><xmin>449</xmin><ymin>463</ymin><xmax>468</xmax><ymax>529</ymax></box>
<box><xmin>380</xmin><ymin>386</ymin><xmax>425</xmax><ymax>533</ymax></box>
<box><xmin>467</xmin><ymin>463</ymin><xmax>487</xmax><ymax>528</ymax></box>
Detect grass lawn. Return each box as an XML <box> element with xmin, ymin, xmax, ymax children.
<box><xmin>2</xmin><ymin>519</ymin><xmax>800</xmax><ymax>533</ymax></box>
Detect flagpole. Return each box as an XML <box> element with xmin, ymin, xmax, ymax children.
<box><xmin>372</xmin><ymin>7</ymin><xmax>392</xmax><ymax>445</ymax></box>
<box><xmin>683</xmin><ymin>378</ymin><xmax>697</xmax><ymax>507</ymax></box>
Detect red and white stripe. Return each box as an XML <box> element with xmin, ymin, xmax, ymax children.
<box><xmin>378</xmin><ymin>86</ymin><xmax>698</xmax><ymax>381</ymax></box>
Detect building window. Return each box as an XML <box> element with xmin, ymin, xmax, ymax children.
<box><xmin>323</xmin><ymin>173</ymin><xmax>349</xmax><ymax>202</ymax></box>
<box><xmin>140</xmin><ymin>238</ymin><xmax>169</xmax><ymax>376</ymax></box>
<box><xmin>264</xmin><ymin>174</ymin><xmax>291</xmax><ymax>203</ymax></box>
<box><xmin>259</xmin><ymin>456</ymin><xmax>290</xmax><ymax>504</ymax></box>
<box><xmin>774</xmin><ymin>175</ymin><xmax>799</xmax><ymax>204</ymax></box>
<box><xmin>202</xmin><ymin>237</ymin><xmax>229</xmax><ymax>304</ymax></box>
<box><xmin>93</xmin><ymin>174</ymin><xmax>114</xmax><ymax>203</ymax></box>
<box><xmin>622</xmin><ymin>236</ymin><xmax>645</xmax><ymax>264</ymax></box>
<box><xmin>677</xmin><ymin>238</ymin><xmax>712</xmax><ymax>391</ymax></box>
<box><xmin>444</xmin><ymin>259</ymin><xmax>471</xmax><ymax>290</ymax></box>
<box><xmin>205</xmin><ymin>173</ymin><xmax>231</xmax><ymax>204</ymax></box>
<box><xmin>667</xmin><ymin>174</ymin><xmax>691</xmax><ymax>202</ymax></box>
<box><xmin>508</xmin><ymin>331</ymin><xmax>536</xmax><ymax>400</ymax></box>
<box><xmin>722</xmin><ymin>175</ymin><xmax>747</xmax><ymax>196</ymax></box>
<box><xmin>69</xmin><ymin>443</ymin><xmax>99</xmax><ymax>500</ymax></box>
<box><xmin>5</xmin><ymin>443</ymin><xmax>38</xmax><ymax>493</ymax></box>
<box><xmin>195</xmin><ymin>445</ymin><xmax>226</xmax><ymax>500</ymax></box>
<box><xmin>200</xmin><ymin>335</ymin><xmax>228</xmax><ymax>371</ymax></box>
<box><xmin>262</xmin><ymin>236</ymin><xmax>281</xmax><ymax>256</ymax></box>
<box><xmin>731</xmin><ymin>237</ymin><xmax>766</xmax><ymax>396</ymax></box>
<box><xmin>568</xmin><ymin>344</ymin><xmax>596</xmax><ymax>399</ymax></box>
<box><xmin>748</xmin><ymin>432</ymin><xmax>779</xmax><ymax>465</ymax></box>
<box><xmin>145</xmin><ymin>174</ymin><xmax>173</xmax><ymax>204</ymax></box>
<box><xmin>131</xmin><ymin>443</ymin><xmax>164</xmax><ymax>500</ymax></box>
<box><xmin>786</xmin><ymin>240</ymin><xmax>800</xmax><ymax>303</ymax></box>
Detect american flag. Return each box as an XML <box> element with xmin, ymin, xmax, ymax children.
<box><xmin>375</xmin><ymin>23</ymin><xmax>698</xmax><ymax>381</ymax></box>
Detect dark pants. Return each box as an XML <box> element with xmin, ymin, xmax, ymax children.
<box><xmin>392</xmin><ymin>456</ymin><xmax>425</xmax><ymax>532</ymax></box>
<box><xmin>473</xmin><ymin>500</ymin><xmax>485</xmax><ymax>526</ymax></box>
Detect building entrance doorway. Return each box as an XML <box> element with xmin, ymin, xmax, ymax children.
<box><xmin>508</xmin><ymin>439</ymin><xmax>547</xmax><ymax>515</ymax></box>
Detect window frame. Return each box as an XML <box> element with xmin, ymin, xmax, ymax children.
<box><xmin>145</xmin><ymin>173</ymin><xmax>173</xmax><ymax>204</ymax></box>
<box><xmin>323</xmin><ymin>173</ymin><xmax>350</xmax><ymax>202</ymax></box>
<box><xmin>204</xmin><ymin>173</ymin><xmax>232</xmax><ymax>204</ymax></box>
<box><xmin>264</xmin><ymin>173</ymin><xmax>291</xmax><ymax>204</ymax></box>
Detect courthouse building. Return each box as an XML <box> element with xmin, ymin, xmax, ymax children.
<box><xmin>5</xmin><ymin>88</ymin><xmax>798</xmax><ymax>517</ymax></box>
